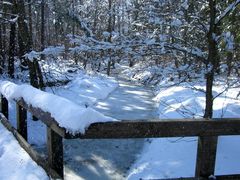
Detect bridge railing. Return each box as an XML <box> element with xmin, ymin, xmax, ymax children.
<box><xmin>1</xmin><ymin>94</ymin><xmax>240</xmax><ymax>179</ymax></box>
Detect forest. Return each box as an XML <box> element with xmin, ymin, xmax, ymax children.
<box><xmin>0</xmin><ymin>0</ymin><xmax>240</xmax><ymax>179</ymax></box>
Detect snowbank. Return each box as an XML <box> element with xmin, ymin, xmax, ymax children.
<box><xmin>128</xmin><ymin>137</ymin><xmax>198</xmax><ymax>179</ymax></box>
<box><xmin>51</xmin><ymin>73</ymin><xmax>118</xmax><ymax>107</ymax></box>
<box><xmin>154</xmin><ymin>84</ymin><xmax>240</xmax><ymax>119</ymax></box>
<box><xmin>0</xmin><ymin>123</ymin><xmax>48</xmax><ymax>180</ymax></box>
<box><xmin>0</xmin><ymin>81</ymin><xmax>117</xmax><ymax>134</ymax></box>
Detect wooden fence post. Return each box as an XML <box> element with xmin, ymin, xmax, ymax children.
<box><xmin>47</xmin><ymin>127</ymin><xmax>63</xmax><ymax>178</ymax></box>
<box><xmin>195</xmin><ymin>136</ymin><xmax>218</xmax><ymax>178</ymax></box>
<box><xmin>16</xmin><ymin>104</ymin><xmax>28</xmax><ymax>141</ymax></box>
<box><xmin>1</xmin><ymin>94</ymin><xmax>8</xmax><ymax>119</ymax></box>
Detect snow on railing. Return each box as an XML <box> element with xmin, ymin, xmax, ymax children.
<box><xmin>0</xmin><ymin>80</ymin><xmax>117</xmax><ymax>134</ymax></box>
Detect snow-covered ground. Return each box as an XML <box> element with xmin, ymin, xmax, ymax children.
<box><xmin>49</xmin><ymin>72</ymin><xmax>118</xmax><ymax>108</ymax></box>
<box><xmin>0</xmin><ymin>122</ymin><xmax>48</xmax><ymax>180</ymax></box>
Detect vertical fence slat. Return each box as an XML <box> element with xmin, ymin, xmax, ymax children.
<box><xmin>16</xmin><ymin>104</ymin><xmax>28</xmax><ymax>141</ymax></box>
<box><xmin>195</xmin><ymin>136</ymin><xmax>218</xmax><ymax>178</ymax></box>
<box><xmin>1</xmin><ymin>94</ymin><xmax>8</xmax><ymax>119</ymax></box>
<box><xmin>47</xmin><ymin>127</ymin><xmax>63</xmax><ymax>178</ymax></box>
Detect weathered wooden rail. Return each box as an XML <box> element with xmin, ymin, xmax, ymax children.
<box><xmin>1</xmin><ymin>94</ymin><xmax>240</xmax><ymax>180</ymax></box>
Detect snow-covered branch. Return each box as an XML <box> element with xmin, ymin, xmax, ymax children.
<box><xmin>2</xmin><ymin>1</ymin><xmax>13</xmax><ymax>6</ymax></box>
<box><xmin>215</xmin><ymin>0</ymin><xmax>240</xmax><ymax>25</ymax></box>
<box><xmin>68</xmin><ymin>11</ymin><xmax>94</xmax><ymax>37</ymax></box>
<box><xmin>164</xmin><ymin>43</ymin><xmax>207</xmax><ymax>60</ymax></box>
<box><xmin>24</xmin><ymin>46</ymin><xmax>65</xmax><ymax>61</ymax></box>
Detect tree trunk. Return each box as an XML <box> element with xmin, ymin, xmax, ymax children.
<box><xmin>8</xmin><ymin>0</ymin><xmax>18</xmax><ymax>78</ymax></box>
<box><xmin>107</xmin><ymin>59</ymin><xmax>111</xmax><ymax>76</ymax></box>
<box><xmin>8</xmin><ymin>21</ymin><xmax>16</xmax><ymax>78</ymax></box>
<box><xmin>92</xmin><ymin>0</ymin><xmax>98</xmax><ymax>35</ymax></box>
<box><xmin>204</xmin><ymin>72</ymin><xmax>214</xmax><ymax>118</ymax></box>
<box><xmin>14</xmin><ymin>0</ymin><xmax>31</xmax><ymax>69</ymax></box>
<box><xmin>0</xmin><ymin>0</ymin><xmax>7</xmax><ymax>74</ymax></box>
<box><xmin>41</xmin><ymin>0</ymin><xmax>45</xmax><ymax>51</ymax></box>
<box><xmin>28</xmin><ymin>0</ymin><xmax>33</xmax><ymax>47</ymax></box>
<box><xmin>204</xmin><ymin>0</ymin><xmax>219</xmax><ymax>119</ymax></box>
<box><xmin>34</xmin><ymin>60</ymin><xmax>44</xmax><ymax>89</ymax></box>
<box><xmin>28</xmin><ymin>60</ymin><xmax>38</xmax><ymax>88</ymax></box>
<box><xmin>107</xmin><ymin>0</ymin><xmax>113</xmax><ymax>76</ymax></box>
<box><xmin>0</xmin><ymin>24</ymin><xmax>3</xmax><ymax>74</ymax></box>
<box><xmin>226</xmin><ymin>52</ymin><xmax>233</xmax><ymax>76</ymax></box>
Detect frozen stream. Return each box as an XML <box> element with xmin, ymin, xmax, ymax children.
<box><xmin>64</xmin><ymin>76</ymin><xmax>158</xmax><ymax>180</ymax></box>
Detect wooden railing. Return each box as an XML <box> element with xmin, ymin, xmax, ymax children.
<box><xmin>1</xmin><ymin>94</ymin><xmax>240</xmax><ymax>180</ymax></box>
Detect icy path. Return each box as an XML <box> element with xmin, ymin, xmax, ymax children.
<box><xmin>64</xmin><ymin>76</ymin><xmax>158</xmax><ymax>180</ymax></box>
<box><xmin>94</xmin><ymin>76</ymin><xmax>157</xmax><ymax>120</ymax></box>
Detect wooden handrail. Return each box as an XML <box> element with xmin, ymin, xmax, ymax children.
<box><xmin>74</xmin><ymin>118</ymin><xmax>240</xmax><ymax>139</ymax></box>
<box><xmin>14</xmin><ymin>98</ymin><xmax>240</xmax><ymax>139</ymax></box>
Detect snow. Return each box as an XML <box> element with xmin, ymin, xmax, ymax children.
<box><xmin>49</xmin><ymin>73</ymin><xmax>118</xmax><ymax>107</ymax></box>
<box><xmin>154</xmin><ymin>85</ymin><xmax>206</xmax><ymax>118</ymax></box>
<box><xmin>24</xmin><ymin>51</ymin><xmax>39</xmax><ymax>62</ymax></box>
<box><xmin>41</xmin><ymin>46</ymin><xmax>65</xmax><ymax>56</ymax></box>
<box><xmin>103</xmin><ymin>31</ymin><xmax>111</xmax><ymax>38</ymax></box>
<box><xmin>223</xmin><ymin>31</ymin><xmax>234</xmax><ymax>51</ymax></box>
<box><xmin>69</xmin><ymin>44</ymin><xmax>90</xmax><ymax>52</ymax></box>
<box><xmin>0</xmin><ymin>122</ymin><xmax>48</xmax><ymax>180</ymax></box>
<box><xmin>181</xmin><ymin>0</ymin><xmax>189</xmax><ymax>10</ymax></box>
<box><xmin>2</xmin><ymin>1</ymin><xmax>12</xmax><ymax>5</ymax></box>
<box><xmin>171</xmin><ymin>19</ymin><xmax>182</xmax><ymax>27</ymax></box>
<box><xmin>127</xmin><ymin>137</ymin><xmax>198</xmax><ymax>179</ymax></box>
<box><xmin>24</xmin><ymin>46</ymin><xmax>65</xmax><ymax>61</ymax></box>
<box><xmin>0</xmin><ymin>80</ymin><xmax>117</xmax><ymax>134</ymax></box>
<box><xmin>94</xmin><ymin>76</ymin><xmax>157</xmax><ymax>120</ymax></box>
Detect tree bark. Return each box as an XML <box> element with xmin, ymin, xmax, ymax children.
<box><xmin>0</xmin><ymin>24</ymin><xmax>3</xmax><ymax>74</ymax></box>
<box><xmin>28</xmin><ymin>0</ymin><xmax>33</xmax><ymax>47</ymax></box>
<box><xmin>8</xmin><ymin>20</ymin><xmax>16</xmax><ymax>78</ymax></box>
<box><xmin>0</xmin><ymin>0</ymin><xmax>7</xmax><ymax>74</ymax></box>
<box><xmin>14</xmin><ymin>0</ymin><xmax>31</xmax><ymax>69</ymax></box>
<box><xmin>204</xmin><ymin>0</ymin><xmax>219</xmax><ymax>119</ymax></box>
<box><xmin>41</xmin><ymin>0</ymin><xmax>45</xmax><ymax>51</ymax></box>
<box><xmin>107</xmin><ymin>0</ymin><xmax>113</xmax><ymax>76</ymax></box>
